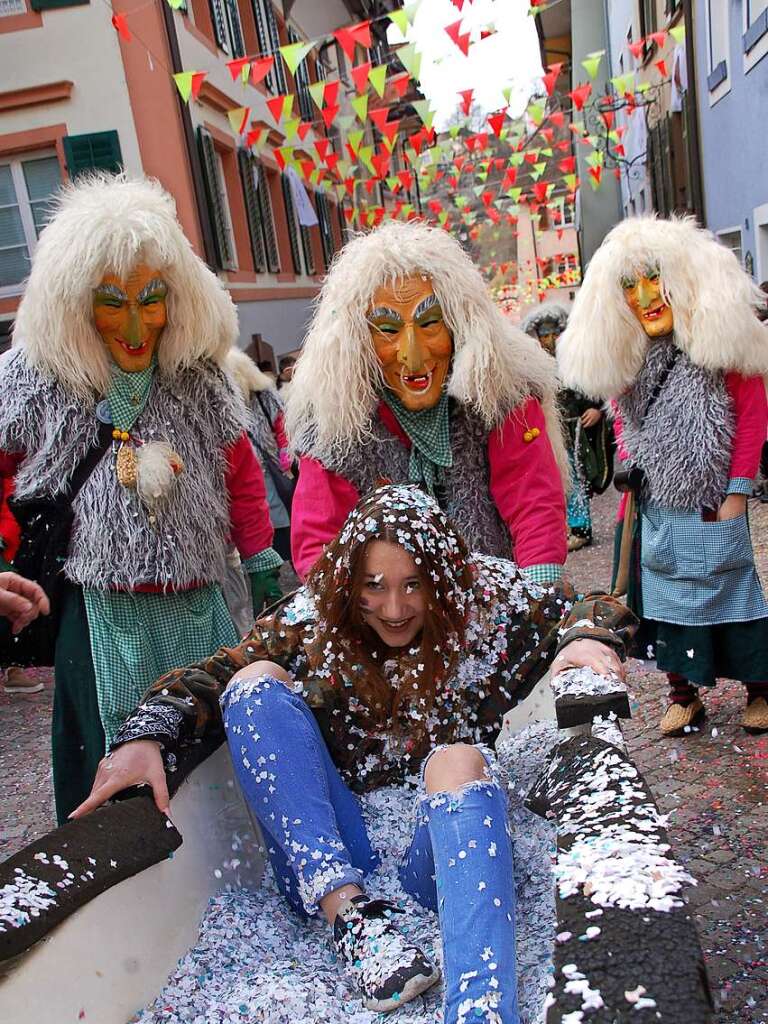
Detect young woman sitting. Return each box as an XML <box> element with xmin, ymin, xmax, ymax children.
<box><xmin>72</xmin><ymin>485</ymin><xmax>634</xmax><ymax>1023</ymax></box>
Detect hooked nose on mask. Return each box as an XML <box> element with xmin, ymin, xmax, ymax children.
<box><xmin>398</xmin><ymin>324</ymin><xmax>425</xmax><ymax>372</ymax></box>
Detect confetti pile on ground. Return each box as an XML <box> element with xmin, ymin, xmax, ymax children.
<box><xmin>132</xmin><ymin>724</ymin><xmax>559</xmax><ymax>1024</ymax></box>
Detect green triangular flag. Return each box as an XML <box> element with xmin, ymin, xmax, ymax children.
<box><xmin>510</xmin><ymin>153</ymin><xmax>524</xmax><ymax>167</ymax></box>
<box><xmin>581</xmin><ymin>50</ymin><xmax>603</xmax><ymax>79</ymax></box>
<box><xmin>502</xmin><ymin>85</ymin><xmax>513</xmax><ymax>105</ymax></box>
<box><xmin>397</xmin><ymin>43</ymin><xmax>422</xmax><ymax>80</ymax></box>
<box><xmin>347</xmin><ymin>129</ymin><xmax>364</xmax><ymax>154</ymax></box>
<box><xmin>368</xmin><ymin>65</ymin><xmax>387</xmax><ymax>98</ymax></box>
<box><xmin>309</xmin><ymin>80</ymin><xmax>326</xmax><ymax>110</ymax></box>
<box><xmin>173</xmin><ymin>72</ymin><xmax>194</xmax><ymax>102</ymax></box>
<box><xmin>283</xmin><ymin>117</ymin><xmax>301</xmax><ymax>141</ymax></box>
<box><xmin>412</xmin><ymin>100</ymin><xmax>435</xmax><ymax>129</ymax></box>
<box><xmin>351</xmin><ymin>94</ymin><xmax>368</xmax><ymax>123</ymax></box>
<box><xmin>386</xmin><ymin>176</ymin><xmax>399</xmax><ymax>191</ymax></box>
<box><xmin>359</xmin><ymin>145</ymin><xmax>375</xmax><ymax>174</ymax></box>
<box><xmin>438</xmin><ymin>211</ymin><xmax>449</xmax><ymax>225</ymax></box>
<box><xmin>448</xmin><ymin>123</ymin><xmax>461</xmax><ymax>138</ymax></box>
<box><xmin>389</xmin><ymin>8</ymin><xmax>409</xmax><ymax>35</ymax></box>
<box><xmin>527</xmin><ymin>102</ymin><xmax>545</xmax><ymax>125</ymax></box>
<box><xmin>670</xmin><ymin>24</ymin><xmax>685</xmax><ymax>43</ymax></box>
<box><xmin>280</xmin><ymin>40</ymin><xmax>313</xmax><ymax>76</ymax></box>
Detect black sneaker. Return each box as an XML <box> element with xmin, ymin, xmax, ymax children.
<box><xmin>333</xmin><ymin>894</ymin><xmax>439</xmax><ymax>1012</ymax></box>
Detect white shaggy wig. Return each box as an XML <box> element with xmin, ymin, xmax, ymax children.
<box><xmin>286</xmin><ymin>219</ymin><xmax>565</xmax><ymax>468</ymax></box>
<box><xmin>225</xmin><ymin>346</ymin><xmax>274</xmax><ymax>401</ymax></box>
<box><xmin>558</xmin><ymin>215</ymin><xmax>768</xmax><ymax>400</ymax></box>
<box><xmin>12</xmin><ymin>174</ymin><xmax>238</xmax><ymax>397</ymax></box>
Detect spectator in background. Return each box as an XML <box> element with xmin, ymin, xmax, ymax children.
<box><xmin>757</xmin><ymin>281</ymin><xmax>768</xmax><ymax>323</ymax></box>
<box><xmin>0</xmin><ymin>455</ymin><xmax>44</xmax><ymax>693</ymax></box>
<box><xmin>277</xmin><ymin>355</ymin><xmax>296</xmax><ymax>393</ymax></box>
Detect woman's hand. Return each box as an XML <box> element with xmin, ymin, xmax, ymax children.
<box><xmin>716</xmin><ymin>493</ymin><xmax>747</xmax><ymax>521</ymax></box>
<box><xmin>552</xmin><ymin>638</ymin><xmax>625</xmax><ymax>681</ymax></box>
<box><xmin>69</xmin><ymin>740</ymin><xmax>170</xmax><ymax>819</ymax></box>
<box><xmin>580</xmin><ymin>408</ymin><xmax>602</xmax><ymax>429</ymax></box>
<box><xmin>0</xmin><ymin>571</ymin><xmax>50</xmax><ymax>634</ymax></box>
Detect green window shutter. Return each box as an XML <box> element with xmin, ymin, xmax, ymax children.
<box><xmin>197</xmin><ymin>127</ymin><xmax>235</xmax><ymax>271</ymax></box>
<box><xmin>30</xmin><ymin>0</ymin><xmax>88</xmax><ymax>11</ymax></box>
<box><xmin>63</xmin><ymin>131</ymin><xmax>122</xmax><ymax>179</ymax></box>
<box><xmin>280</xmin><ymin>174</ymin><xmax>303</xmax><ymax>274</ymax></box>
<box><xmin>300</xmin><ymin>223</ymin><xmax>315</xmax><ymax>276</ymax></box>
<box><xmin>257</xmin><ymin>164</ymin><xmax>280</xmax><ymax>273</ymax></box>
<box><xmin>238</xmin><ymin>149</ymin><xmax>268</xmax><ymax>273</ymax></box>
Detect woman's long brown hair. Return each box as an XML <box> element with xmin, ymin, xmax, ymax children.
<box><xmin>307</xmin><ymin>491</ymin><xmax>475</xmax><ymax>732</ymax></box>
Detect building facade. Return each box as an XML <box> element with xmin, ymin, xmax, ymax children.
<box><xmin>0</xmin><ymin>0</ymin><xmax>410</xmax><ymax>359</ymax></box>
<box><xmin>693</xmin><ymin>0</ymin><xmax>768</xmax><ymax>282</ymax></box>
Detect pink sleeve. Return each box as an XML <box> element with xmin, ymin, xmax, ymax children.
<box><xmin>291</xmin><ymin>456</ymin><xmax>360</xmax><ymax>580</ymax></box>
<box><xmin>726</xmin><ymin>373</ymin><xmax>768</xmax><ymax>480</ymax></box>
<box><xmin>225</xmin><ymin>432</ymin><xmax>274</xmax><ymax>559</ymax></box>
<box><xmin>273</xmin><ymin>411</ymin><xmax>289</xmax><ymax>454</ymax></box>
<box><xmin>487</xmin><ymin>398</ymin><xmax>567</xmax><ymax>568</ymax></box>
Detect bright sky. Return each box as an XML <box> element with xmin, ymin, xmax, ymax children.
<box><xmin>387</xmin><ymin>0</ymin><xmax>545</xmax><ymax>129</ymax></box>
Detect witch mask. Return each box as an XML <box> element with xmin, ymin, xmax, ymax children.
<box><xmin>621</xmin><ymin>267</ymin><xmax>674</xmax><ymax>339</ymax></box>
<box><xmin>93</xmin><ymin>263</ymin><xmax>167</xmax><ymax>373</ymax></box>
<box><xmin>367</xmin><ymin>275</ymin><xmax>452</xmax><ymax>412</ymax></box>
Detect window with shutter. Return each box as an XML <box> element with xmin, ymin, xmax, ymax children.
<box><xmin>0</xmin><ymin>153</ymin><xmax>61</xmax><ymax>293</ymax></box>
<box><xmin>63</xmin><ymin>131</ymin><xmax>122</xmax><ymax>179</ymax></box>
<box><xmin>209</xmin><ymin>0</ymin><xmax>244</xmax><ymax>56</ymax></box>
<box><xmin>300</xmin><ymin>223</ymin><xmax>315</xmax><ymax>276</ymax></box>
<box><xmin>315</xmin><ymin>192</ymin><xmax>334</xmax><ymax>269</ymax></box>
<box><xmin>30</xmin><ymin>0</ymin><xmax>87</xmax><ymax>10</ymax></box>
<box><xmin>281</xmin><ymin>174</ymin><xmax>303</xmax><ymax>274</ymax></box>
<box><xmin>238</xmin><ymin>150</ymin><xmax>280</xmax><ymax>274</ymax></box>
<box><xmin>253</xmin><ymin>0</ymin><xmax>286</xmax><ymax>93</ymax></box>
<box><xmin>197</xmin><ymin>128</ymin><xmax>236</xmax><ymax>271</ymax></box>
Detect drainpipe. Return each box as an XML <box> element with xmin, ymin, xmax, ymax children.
<box><xmin>159</xmin><ymin>2</ymin><xmax>218</xmax><ymax>266</ymax></box>
<box><xmin>682</xmin><ymin>0</ymin><xmax>706</xmax><ymax>224</ymax></box>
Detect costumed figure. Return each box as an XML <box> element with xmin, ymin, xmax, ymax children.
<box><xmin>522</xmin><ymin>303</ymin><xmax>612</xmax><ymax>551</ymax></box>
<box><xmin>558</xmin><ymin>216</ymin><xmax>768</xmax><ymax>736</ymax></box>
<box><xmin>285</xmin><ymin>221</ymin><xmax>569</xmax><ymax>585</ymax></box>
<box><xmin>74</xmin><ymin>485</ymin><xmax>634</xmax><ymax>1022</ymax></box>
<box><xmin>226</xmin><ymin>347</ymin><xmax>294</xmax><ymax>562</ymax></box>
<box><xmin>0</xmin><ymin>175</ymin><xmax>282</xmax><ymax>820</ymax></box>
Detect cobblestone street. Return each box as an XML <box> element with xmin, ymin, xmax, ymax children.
<box><xmin>1</xmin><ymin>492</ymin><xmax>766</xmax><ymax>1021</ymax></box>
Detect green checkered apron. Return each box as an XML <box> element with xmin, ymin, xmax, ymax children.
<box><xmin>380</xmin><ymin>390</ymin><xmax>452</xmax><ymax>496</ymax></box>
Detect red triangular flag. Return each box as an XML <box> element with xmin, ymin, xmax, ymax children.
<box><xmin>381</xmin><ymin>119</ymin><xmax>400</xmax><ymax>142</ymax></box>
<box><xmin>487</xmin><ymin>112</ymin><xmax>506</xmax><ymax>137</ymax></box>
<box><xmin>334</xmin><ymin>27</ymin><xmax>356</xmax><ymax>61</ymax></box>
<box><xmin>655</xmin><ymin>59</ymin><xmax>668</xmax><ymax>78</ymax></box>
<box><xmin>600</xmin><ymin>109</ymin><xmax>614</xmax><ymax>130</ymax></box>
<box><xmin>628</xmin><ymin>40</ymin><xmax>645</xmax><ymax>61</ymax></box>
<box><xmin>325</xmin><ymin>153</ymin><xmax>340</xmax><ymax>174</ymax></box>
<box><xmin>324</xmin><ymin>80</ymin><xmax>341</xmax><ymax>107</ymax></box>
<box><xmin>558</xmin><ymin>156</ymin><xmax>576</xmax><ymax>173</ymax></box>
<box><xmin>458</xmin><ymin>88</ymin><xmax>474</xmax><ymax>115</ymax></box>
<box><xmin>548</xmin><ymin>110</ymin><xmax>565</xmax><ymax>128</ymax></box>
<box><xmin>191</xmin><ymin>72</ymin><xmax>206</xmax><ymax>100</ymax></box>
<box><xmin>273</xmin><ymin>148</ymin><xmax>286</xmax><ymax>171</ymax></box>
<box><xmin>502</xmin><ymin>167</ymin><xmax>517</xmax><ymax>188</ymax></box>
<box><xmin>650</xmin><ymin>31</ymin><xmax>667</xmax><ymax>48</ymax></box>
<box><xmin>369</xmin><ymin>107</ymin><xmax>391</xmax><ymax>131</ymax></box>
<box><xmin>569</xmin><ymin>82</ymin><xmax>592</xmax><ymax>110</ymax></box>
<box><xmin>350</xmin><ymin>20</ymin><xmax>372</xmax><ymax>49</ymax></box>
<box><xmin>321</xmin><ymin>105</ymin><xmax>339</xmax><ymax>129</ymax></box>
<box><xmin>301</xmin><ymin>159</ymin><xmax>315</xmax><ymax>179</ymax></box>
<box><xmin>397</xmin><ymin>170</ymin><xmax>413</xmax><ymax>190</ymax></box>
<box><xmin>444</xmin><ymin>19</ymin><xmax>471</xmax><ymax>56</ymax></box>
<box><xmin>251</xmin><ymin>57</ymin><xmax>274</xmax><ymax>86</ymax></box>
<box><xmin>111</xmin><ymin>12</ymin><xmax>131</xmax><ymax>42</ymax></box>
<box><xmin>315</xmin><ymin>139</ymin><xmax>330</xmax><ymax>161</ymax></box>
<box><xmin>266</xmin><ymin>95</ymin><xmax>286</xmax><ymax>122</ymax></box>
<box><xmin>226</xmin><ymin>57</ymin><xmax>250</xmax><ymax>81</ymax></box>
<box><xmin>351</xmin><ymin>61</ymin><xmax>372</xmax><ymax>94</ymax></box>
<box><xmin>297</xmin><ymin>121</ymin><xmax>312</xmax><ymax>141</ymax></box>
<box><xmin>389</xmin><ymin>72</ymin><xmax>410</xmax><ymax>98</ymax></box>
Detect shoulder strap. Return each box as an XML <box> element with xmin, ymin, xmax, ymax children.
<box><xmin>65</xmin><ymin>421</ymin><xmax>114</xmax><ymax>501</ymax></box>
<box><xmin>641</xmin><ymin>346</ymin><xmax>680</xmax><ymax>422</ymax></box>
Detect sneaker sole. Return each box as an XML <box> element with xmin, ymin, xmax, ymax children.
<box><xmin>3</xmin><ymin>683</ymin><xmax>44</xmax><ymax>694</ymax></box>
<box><xmin>364</xmin><ymin>967</ymin><xmax>441</xmax><ymax>1013</ymax></box>
<box><xmin>661</xmin><ymin>705</ymin><xmax>706</xmax><ymax>737</ymax></box>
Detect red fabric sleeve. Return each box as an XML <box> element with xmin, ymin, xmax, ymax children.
<box><xmin>725</xmin><ymin>373</ymin><xmax>768</xmax><ymax>480</ymax></box>
<box><xmin>273</xmin><ymin>411</ymin><xmax>289</xmax><ymax>454</ymax></box>
<box><xmin>225</xmin><ymin>432</ymin><xmax>274</xmax><ymax>560</ymax></box>
<box><xmin>487</xmin><ymin>398</ymin><xmax>567</xmax><ymax>568</ymax></box>
<box><xmin>0</xmin><ymin>451</ymin><xmax>22</xmax><ymax>561</ymax></box>
<box><xmin>291</xmin><ymin>456</ymin><xmax>360</xmax><ymax>580</ymax></box>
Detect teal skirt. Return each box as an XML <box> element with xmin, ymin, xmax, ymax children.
<box><xmin>612</xmin><ymin>521</ymin><xmax>768</xmax><ymax>686</ymax></box>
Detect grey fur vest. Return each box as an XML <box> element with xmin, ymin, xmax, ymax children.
<box><xmin>615</xmin><ymin>338</ymin><xmax>734</xmax><ymax>512</ymax></box>
<box><xmin>324</xmin><ymin>402</ymin><xmax>511</xmax><ymax>558</ymax></box>
<box><xmin>0</xmin><ymin>349</ymin><xmax>247</xmax><ymax>590</ymax></box>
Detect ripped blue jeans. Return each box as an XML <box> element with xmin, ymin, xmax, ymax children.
<box><xmin>221</xmin><ymin>674</ymin><xmax>519</xmax><ymax>1024</ymax></box>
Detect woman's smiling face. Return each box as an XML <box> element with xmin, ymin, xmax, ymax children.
<box><xmin>359</xmin><ymin>540</ymin><xmax>426</xmax><ymax>648</ymax></box>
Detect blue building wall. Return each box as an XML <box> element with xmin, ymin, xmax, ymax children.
<box><xmin>695</xmin><ymin>1</ymin><xmax>768</xmax><ymax>282</ymax></box>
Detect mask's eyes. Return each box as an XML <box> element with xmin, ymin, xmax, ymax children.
<box><xmin>417</xmin><ymin>312</ymin><xmax>444</xmax><ymax>329</ymax></box>
<box><xmin>141</xmin><ymin>295</ymin><xmax>164</xmax><ymax>307</ymax></box>
<box><xmin>645</xmin><ymin>268</ymin><xmax>660</xmax><ymax>282</ymax></box>
<box><xmin>620</xmin><ymin>276</ymin><xmax>637</xmax><ymax>290</ymax></box>
<box><xmin>370</xmin><ymin>320</ymin><xmax>401</xmax><ymax>336</ymax></box>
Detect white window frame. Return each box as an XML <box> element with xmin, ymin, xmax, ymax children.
<box><xmin>716</xmin><ymin>226</ymin><xmax>743</xmax><ymax>266</ymax></box>
<box><xmin>743</xmin><ymin>0</ymin><xmax>768</xmax><ymax>72</ymax></box>
<box><xmin>0</xmin><ymin>0</ymin><xmax>27</xmax><ymax>16</ymax></box>
<box><xmin>706</xmin><ymin>0</ymin><xmax>731</xmax><ymax>105</ymax></box>
<box><xmin>0</xmin><ymin>149</ymin><xmax>60</xmax><ymax>298</ymax></box>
